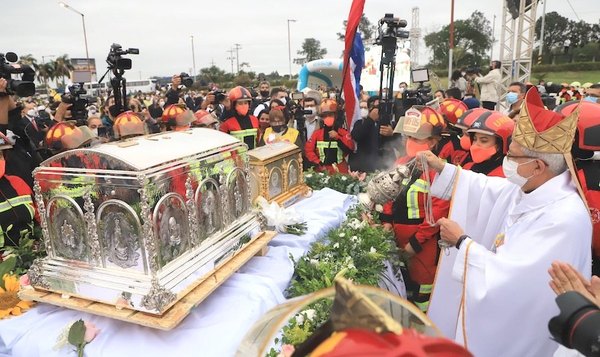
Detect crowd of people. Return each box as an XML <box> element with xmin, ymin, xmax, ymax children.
<box><xmin>1</xmin><ymin>59</ymin><xmax>600</xmax><ymax>355</ymax></box>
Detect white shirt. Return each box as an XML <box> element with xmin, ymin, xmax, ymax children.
<box><xmin>428</xmin><ymin>165</ymin><xmax>591</xmax><ymax>357</ymax></box>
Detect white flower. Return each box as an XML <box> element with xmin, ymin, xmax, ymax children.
<box><xmin>310</xmin><ymin>259</ymin><xmax>319</xmax><ymax>266</ymax></box>
<box><xmin>295</xmin><ymin>313</ymin><xmax>305</xmax><ymax>326</ymax></box>
<box><xmin>304</xmin><ymin>309</ymin><xmax>317</xmax><ymax>321</ymax></box>
<box><xmin>306</xmin><ymin>174</ymin><xmax>313</xmax><ymax>179</ymax></box>
<box><xmin>375</xmin><ymin>204</ymin><xmax>384</xmax><ymax>212</ymax></box>
<box><xmin>341</xmin><ymin>176</ymin><xmax>348</xmax><ymax>181</ymax></box>
<box><xmin>351</xmin><ymin>235</ymin><xmax>358</xmax><ymax>242</ymax></box>
<box><xmin>332</xmin><ymin>242</ymin><xmax>340</xmax><ymax>249</ymax></box>
<box><xmin>338</xmin><ymin>232</ymin><xmax>346</xmax><ymax>238</ymax></box>
<box><xmin>348</xmin><ymin>263</ymin><xmax>356</xmax><ymax>270</ymax></box>
<box><xmin>369</xmin><ymin>246</ymin><xmax>377</xmax><ymax>254</ymax></box>
<box><xmin>54</xmin><ymin>321</ymin><xmax>76</xmax><ymax>351</ymax></box>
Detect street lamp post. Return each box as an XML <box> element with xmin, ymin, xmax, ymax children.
<box><xmin>191</xmin><ymin>35</ymin><xmax>197</xmax><ymax>79</ymax></box>
<box><xmin>287</xmin><ymin>19</ymin><xmax>297</xmax><ymax>80</ymax></box>
<box><xmin>59</xmin><ymin>2</ymin><xmax>91</xmax><ymax>79</ymax></box>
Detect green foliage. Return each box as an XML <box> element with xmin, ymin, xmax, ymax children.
<box><xmin>535</xmin><ymin>12</ymin><xmax>600</xmax><ymax>56</ymax></box>
<box><xmin>337</xmin><ymin>14</ymin><xmax>377</xmax><ymax>42</ymax></box>
<box><xmin>294</xmin><ymin>38</ymin><xmax>328</xmax><ymax>66</ymax></box>
<box><xmin>68</xmin><ymin>320</ymin><xmax>86</xmax><ymax>347</ymax></box>
<box><xmin>303</xmin><ymin>170</ymin><xmax>366</xmax><ymax>195</ymax></box>
<box><xmin>425</xmin><ymin>11</ymin><xmax>492</xmax><ymax>68</ymax></box>
<box><xmin>532</xmin><ymin>62</ymin><xmax>600</xmax><ymax>73</ymax></box>
<box><xmin>0</xmin><ymin>257</ymin><xmax>16</xmax><ymax>290</ymax></box>
<box><xmin>275</xmin><ymin>205</ymin><xmax>402</xmax><ymax>352</ymax></box>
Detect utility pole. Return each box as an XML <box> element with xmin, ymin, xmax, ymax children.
<box><xmin>539</xmin><ymin>0</ymin><xmax>547</xmax><ymax>63</ymax></box>
<box><xmin>448</xmin><ymin>0</ymin><xmax>455</xmax><ymax>82</ymax></box>
<box><xmin>234</xmin><ymin>43</ymin><xmax>242</xmax><ymax>74</ymax></box>
<box><xmin>287</xmin><ymin>19</ymin><xmax>297</xmax><ymax>80</ymax></box>
<box><xmin>191</xmin><ymin>35</ymin><xmax>197</xmax><ymax>79</ymax></box>
<box><xmin>226</xmin><ymin>48</ymin><xmax>236</xmax><ymax>74</ymax></box>
<box><xmin>491</xmin><ymin>14</ymin><xmax>496</xmax><ymax>60</ymax></box>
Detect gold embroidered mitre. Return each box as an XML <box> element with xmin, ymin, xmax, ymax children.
<box><xmin>513</xmin><ymin>86</ymin><xmax>579</xmax><ymax>154</ymax></box>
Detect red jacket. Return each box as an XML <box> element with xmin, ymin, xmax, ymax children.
<box><xmin>578</xmin><ymin>165</ymin><xmax>600</xmax><ymax>258</ymax></box>
<box><xmin>220</xmin><ymin>115</ymin><xmax>259</xmax><ymax>149</ymax></box>
<box><xmin>305</xmin><ymin>127</ymin><xmax>354</xmax><ymax>174</ymax></box>
<box><xmin>380</xmin><ymin>156</ymin><xmax>450</xmax><ymax>284</ymax></box>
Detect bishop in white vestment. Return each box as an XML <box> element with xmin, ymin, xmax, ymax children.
<box><xmin>423</xmin><ymin>87</ymin><xmax>592</xmax><ymax>357</ymax></box>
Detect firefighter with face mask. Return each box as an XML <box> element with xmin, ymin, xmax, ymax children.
<box><xmin>219</xmin><ymin>86</ymin><xmax>259</xmax><ymax>149</ymax></box>
<box><xmin>379</xmin><ymin>105</ymin><xmax>451</xmax><ymax>313</ymax></box>
<box><xmin>462</xmin><ymin>111</ymin><xmax>514</xmax><ymax>177</ymax></box>
<box><xmin>304</xmin><ymin>99</ymin><xmax>354</xmax><ymax>174</ymax></box>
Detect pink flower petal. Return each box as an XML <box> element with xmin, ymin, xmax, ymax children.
<box><xmin>83</xmin><ymin>321</ymin><xmax>100</xmax><ymax>343</ymax></box>
<box><xmin>19</xmin><ymin>274</ymin><xmax>30</xmax><ymax>287</ymax></box>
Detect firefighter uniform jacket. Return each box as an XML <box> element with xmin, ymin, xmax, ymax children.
<box><xmin>219</xmin><ymin>115</ymin><xmax>259</xmax><ymax>150</ymax></box>
<box><xmin>304</xmin><ymin>127</ymin><xmax>354</xmax><ymax>174</ymax></box>
<box><xmin>380</xmin><ymin>156</ymin><xmax>450</xmax><ymax>286</ymax></box>
<box><xmin>0</xmin><ymin>173</ymin><xmax>35</xmax><ymax>246</ymax></box>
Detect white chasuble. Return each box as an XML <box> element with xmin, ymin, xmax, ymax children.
<box><xmin>428</xmin><ymin>164</ymin><xmax>591</xmax><ymax>357</ymax></box>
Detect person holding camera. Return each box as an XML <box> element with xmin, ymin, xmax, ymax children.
<box><xmin>474</xmin><ymin>61</ymin><xmax>502</xmax><ymax>110</ymax></box>
<box><xmin>0</xmin><ymin>78</ymin><xmax>37</xmax><ymax>247</ymax></box>
<box><xmin>304</xmin><ymin>99</ymin><xmax>354</xmax><ymax>174</ymax></box>
<box><xmin>423</xmin><ymin>87</ymin><xmax>591</xmax><ymax>357</ymax></box>
<box><xmin>219</xmin><ymin>86</ymin><xmax>260</xmax><ymax>150</ymax></box>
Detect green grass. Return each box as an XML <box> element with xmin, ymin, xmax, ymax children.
<box><xmin>430</xmin><ymin>71</ymin><xmax>600</xmax><ymax>90</ymax></box>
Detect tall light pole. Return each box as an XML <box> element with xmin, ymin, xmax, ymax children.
<box><xmin>448</xmin><ymin>0</ymin><xmax>455</xmax><ymax>83</ymax></box>
<box><xmin>41</xmin><ymin>55</ymin><xmax>56</xmax><ymax>65</ymax></box>
<box><xmin>59</xmin><ymin>2</ymin><xmax>91</xmax><ymax>79</ymax></box>
<box><xmin>491</xmin><ymin>14</ymin><xmax>496</xmax><ymax>60</ymax></box>
<box><xmin>190</xmin><ymin>35</ymin><xmax>197</xmax><ymax>79</ymax></box>
<box><xmin>539</xmin><ymin>0</ymin><xmax>547</xmax><ymax>60</ymax></box>
<box><xmin>287</xmin><ymin>19</ymin><xmax>297</xmax><ymax>80</ymax></box>
<box><xmin>234</xmin><ymin>43</ymin><xmax>242</xmax><ymax>73</ymax></box>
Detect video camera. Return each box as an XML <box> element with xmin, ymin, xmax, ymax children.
<box><xmin>62</xmin><ymin>83</ymin><xmax>93</xmax><ymax>124</ymax></box>
<box><xmin>375</xmin><ymin>14</ymin><xmax>410</xmax><ymax>66</ymax></box>
<box><xmin>0</xmin><ymin>52</ymin><xmax>36</xmax><ymax>97</ymax></box>
<box><xmin>209</xmin><ymin>89</ymin><xmax>227</xmax><ymax>104</ymax></box>
<box><xmin>106</xmin><ymin>43</ymin><xmax>139</xmax><ymax>71</ymax></box>
<box><xmin>549</xmin><ymin>291</ymin><xmax>600</xmax><ymax>357</ymax></box>
<box><xmin>178</xmin><ymin>72</ymin><xmax>194</xmax><ymax>88</ymax></box>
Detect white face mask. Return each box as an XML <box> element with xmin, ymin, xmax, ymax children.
<box><xmin>91</xmin><ymin>128</ymin><xmax>99</xmax><ymax>136</ymax></box>
<box><xmin>502</xmin><ymin>157</ymin><xmax>535</xmax><ymax>187</ymax></box>
<box><xmin>399</xmin><ymin>87</ymin><xmax>406</xmax><ymax>94</ymax></box>
<box><xmin>158</xmin><ymin>101</ymin><xmax>165</xmax><ymax>107</ymax></box>
<box><xmin>26</xmin><ymin>109</ymin><xmax>37</xmax><ymax>118</ymax></box>
<box><xmin>279</xmin><ymin>97</ymin><xmax>287</xmax><ymax>105</ymax></box>
<box><xmin>360</xmin><ymin>108</ymin><xmax>369</xmax><ymax>118</ymax></box>
<box><xmin>592</xmin><ymin>151</ymin><xmax>600</xmax><ymax>160</ymax></box>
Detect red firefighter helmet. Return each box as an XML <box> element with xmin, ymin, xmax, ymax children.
<box><xmin>394</xmin><ymin>105</ymin><xmax>446</xmax><ymax>139</ymax></box>
<box><xmin>455</xmin><ymin>108</ymin><xmax>490</xmax><ymax>130</ymax></box>
<box><xmin>162</xmin><ymin>104</ymin><xmax>194</xmax><ymax>130</ymax></box>
<box><xmin>466</xmin><ymin>111</ymin><xmax>514</xmax><ymax>154</ymax></box>
<box><xmin>439</xmin><ymin>98</ymin><xmax>468</xmax><ymax>125</ymax></box>
<box><xmin>555</xmin><ymin>100</ymin><xmax>600</xmax><ymax>151</ymax></box>
<box><xmin>192</xmin><ymin>110</ymin><xmax>218</xmax><ymax>127</ymax></box>
<box><xmin>45</xmin><ymin>121</ymin><xmax>79</xmax><ymax>152</ymax></box>
<box><xmin>320</xmin><ymin>99</ymin><xmax>338</xmax><ymax>114</ymax></box>
<box><xmin>228</xmin><ymin>86</ymin><xmax>252</xmax><ymax>103</ymax></box>
<box><xmin>113</xmin><ymin>111</ymin><xmax>145</xmax><ymax>139</ymax></box>
<box><xmin>311</xmin><ymin>328</ymin><xmax>472</xmax><ymax>357</ymax></box>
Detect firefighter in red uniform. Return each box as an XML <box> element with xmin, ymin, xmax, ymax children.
<box><xmin>556</xmin><ymin>100</ymin><xmax>600</xmax><ymax>275</ymax></box>
<box><xmin>438</xmin><ymin>98</ymin><xmax>469</xmax><ymax>165</ymax></box>
<box><xmin>219</xmin><ymin>86</ymin><xmax>259</xmax><ymax>149</ymax></box>
<box><xmin>462</xmin><ymin>110</ymin><xmax>514</xmax><ymax>177</ymax></box>
<box><xmin>381</xmin><ymin>106</ymin><xmax>450</xmax><ymax>313</ymax></box>
<box><xmin>452</xmin><ymin>108</ymin><xmax>491</xmax><ymax>166</ymax></box>
<box><xmin>304</xmin><ymin>99</ymin><xmax>354</xmax><ymax>174</ymax></box>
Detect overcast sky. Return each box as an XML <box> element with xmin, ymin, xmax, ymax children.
<box><xmin>3</xmin><ymin>0</ymin><xmax>599</xmax><ymax>80</ymax></box>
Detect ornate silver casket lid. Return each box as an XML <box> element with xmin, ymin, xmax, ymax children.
<box><xmin>39</xmin><ymin>129</ymin><xmax>241</xmax><ymax>172</ymax></box>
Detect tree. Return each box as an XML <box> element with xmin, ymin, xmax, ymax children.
<box><xmin>337</xmin><ymin>14</ymin><xmax>377</xmax><ymax>43</ymax></box>
<box><xmin>18</xmin><ymin>54</ymin><xmax>38</xmax><ymax>70</ymax></box>
<box><xmin>424</xmin><ymin>11</ymin><xmax>493</xmax><ymax>68</ymax></box>
<box><xmin>198</xmin><ymin>65</ymin><xmax>233</xmax><ymax>85</ymax></box>
<box><xmin>294</xmin><ymin>38</ymin><xmax>327</xmax><ymax>65</ymax></box>
<box><xmin>53</xmin><ymin>55</ymin><xmax>74</xmax><ymax>89</ymax></box>
<box><xmin>37</xmin><ymin>62</ymin><xmax>56</xmax><ymax>89</ymax></box>
<box><xmin>534</xmin><ymin>12</ymin><xmax>570</xmax><ymax>54</ymax></box>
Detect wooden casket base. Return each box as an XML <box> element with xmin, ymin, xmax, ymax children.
<box><xmin>19</xmin><ymin>231</ymin><xmax>277</xmax><ymax>330</ymax></box>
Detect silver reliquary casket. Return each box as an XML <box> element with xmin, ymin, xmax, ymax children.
<box><xmin>29</xmin><ymin>129</ymin><xmax>261</xmax><ymax>315</ymax></box>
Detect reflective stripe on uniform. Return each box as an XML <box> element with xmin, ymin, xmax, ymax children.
<box><xmin>316</xmin><ymin>141</ymin><xmax>343</xmax><ymax>163</ymax></box>
<box><xmin>230</xmin><ymin>128</ymin><xmax>258</xmax><ymax>143</ymax></box>
<box><xmin>0</xmin><ymin>195</ymin><xmax>34</xmax><ymax>213</ymax></box>
<box><xmin>406</xmin><ymin>178</ymin><xmax>429</xmax><ymax>219</ymax></box>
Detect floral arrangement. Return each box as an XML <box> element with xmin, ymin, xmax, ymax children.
<box><xmin>256</xmin><ymin>197</ymin><xmax>308</xmax><ymax>236</ymax></box>
<box><xmin>303</xmin><ymin>170</ymin><xmax>368</xmax><ymax>195</ymax></box>
<box><xmin>54</xmin><ymin>319</ymin><xmax>100</xmax><ymax>357</ymax></box>
<box><xmin>267</xmin><ymin>205</ymin><xmax>403</xmax><ymax>356</ymax></box>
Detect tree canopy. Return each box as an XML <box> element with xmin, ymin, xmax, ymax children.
<box><xmin>294</xmin><ymin>38</ymin><xmax>327</xmax><ymax>65</ymax></box>
<box><xmin>424</xmin><ymin>11</ymin><xmax>493</xmax><ymax>68</ymax></box>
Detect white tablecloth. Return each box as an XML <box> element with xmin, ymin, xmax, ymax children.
<box><xmin>0</xmin><ymin>188</ymin><xmax>356</xmax><ymax>357</ymax></box>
